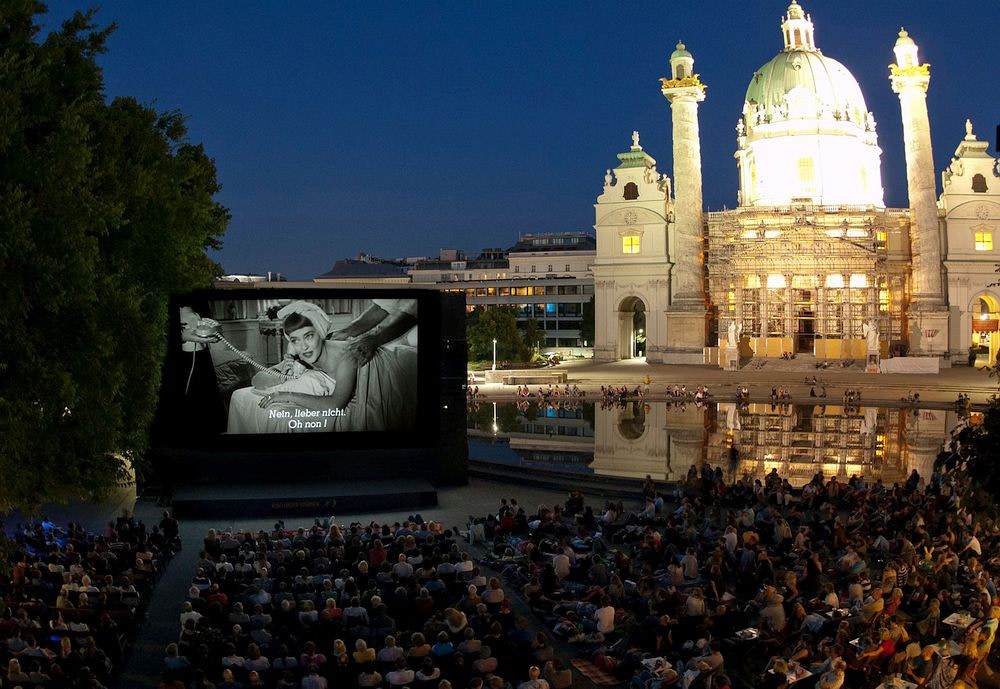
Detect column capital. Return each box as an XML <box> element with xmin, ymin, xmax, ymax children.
<box><xmin>660</xmin><ymin>76</ymin><xmax>706</xmax><ymax>103</ymax></box>
<box><xmin>889</xmin><ymin>63</ymin><xmax>930</xmax><ymax>94</ymax></box>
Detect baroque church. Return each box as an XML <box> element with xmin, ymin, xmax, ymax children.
<box><xmin>592</xmin><ymin>1</ymin><xmax>1000</xmax><ymax>371</ymax></box>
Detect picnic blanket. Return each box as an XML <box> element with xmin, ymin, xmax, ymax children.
<box><xmin>571</xmin><ymin>658</ymin><xmax>620</xmax><ymax>686</ymax></box>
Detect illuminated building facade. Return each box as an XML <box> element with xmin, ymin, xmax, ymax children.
<box><xmin>594</xmin><ymin>1</ymin><xmax>999</xmax><ymax>367</ymax></box>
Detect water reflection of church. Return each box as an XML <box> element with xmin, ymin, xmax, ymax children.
<box><xmin>472</xmin><ymin>401</ymin><xmax>954</xmax><ymax>487</ymax></box>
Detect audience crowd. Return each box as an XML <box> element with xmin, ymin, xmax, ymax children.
<box><xmin>1</xmin><ymin>510</ymin><xmax>180</xmax><ymax>689</ymax></box>
<box><xmin>166</xmin><ymin>517</ymin><xmax>574</xmax><ymax>689</ymax></box>
<box><xmin>471</xmin><ymin>461</ymin><xmax>999</xmax><ymax>689</ymax></box>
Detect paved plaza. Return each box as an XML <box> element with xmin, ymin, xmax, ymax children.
<box><xmin>472</xmin><ymin>358</ymin><xmax>998</xmax><ymax>407</ymax></box>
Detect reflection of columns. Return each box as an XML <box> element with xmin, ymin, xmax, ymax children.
<box><xmin>905</xmin><ymin>408</ymin><xmax>947</xmax><ymax>480</ymax></box>
<box><xmin>890</xmin><ymin>31</ymin><xmax>943</xmax><ymax>309</ymax></box>
<box><xmin>665</xmin><ymin>405</ymin><xmax>709</xmax><ymax>481</ymax></box>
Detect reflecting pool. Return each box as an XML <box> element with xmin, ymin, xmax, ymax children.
<box><xmin>467</xmin><ymin>400</ymin><xmax>961</xmax><ymax>486</ymax></box>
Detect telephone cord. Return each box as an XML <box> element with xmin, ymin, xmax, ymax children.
<box><xmin>185</xmin><ymin>351</ymin><xmax>197</xmax><ymax>396</ymax></box>
<box><xmin>217</xmin><ymin>335</ymin><xmax>296</xmax><ymax>380</ymax></box>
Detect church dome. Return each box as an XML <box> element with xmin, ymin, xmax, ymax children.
<box><xmin>734</xmin><ymin>1</ymin><xmax>884</xmax><ymax>208</ymax></box>
<box><xmin>745</xmin><ymin>50</ymin><xmax>869</xmax><ymax>126</ymax></box>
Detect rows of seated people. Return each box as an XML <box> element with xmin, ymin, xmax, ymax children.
<box><xmin>1</xmin><ymin>511</ymin><xmax>181</xmax><ymax>689</ymax></box>
<box><xmin>471</xmin><ymin>466</ymin><xmax>1000</xmax><ymax>689</ymax></box>
<box><xmin>163</xmin><ymin>519</ymin><xmax>574</xmax><ymax>689</ymax></box>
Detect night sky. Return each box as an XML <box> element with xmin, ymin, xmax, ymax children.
<box><xmin>40</xmin><ymin>1</ymin><xmax>999</xmax><ymax>280</ymax></box>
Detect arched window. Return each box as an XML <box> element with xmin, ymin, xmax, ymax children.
<box><xmin>623</xmin><ymin>182</ymin><xmax>639</xmax><ymax>200</ymax></box>
<box><xmin>675</xmin><ymin>65</ymin><xmax>686</xmax><ymax>78</ymax></box>
<box><xmin>972</xmin><ymin>173</ymin><xmax>988</xmax><ymax>193</ymax></box>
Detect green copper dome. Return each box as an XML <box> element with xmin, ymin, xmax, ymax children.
<box><xmin>745</xmin><ymin>49</ymin><xmax>869</xmax><ymax>122</ymax></box>
<box><xmin>671</xmin><ymin>41</ymin><xmax>691</xmax><ymax>60</ymax></box>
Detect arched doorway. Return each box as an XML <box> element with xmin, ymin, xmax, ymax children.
<box><xmin>971</xmin><ymin>294</ymin><xmax>999</xmax><ymax>367</ymax></box>
<box><xmin>617</xmin><ymin>296</ymin><xmax>646</xmax><ymax>359</ymax></box>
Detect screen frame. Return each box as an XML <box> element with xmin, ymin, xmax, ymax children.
<box><xmin>155</xmin><ymin>286</ymin><xmax>443</xmax><ymax>454</ymax></box>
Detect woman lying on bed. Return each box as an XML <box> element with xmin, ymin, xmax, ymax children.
<box><xmin>226</xmin><ymin>301</ymin><xmax>416</xmax><ymax>433</ymax></box>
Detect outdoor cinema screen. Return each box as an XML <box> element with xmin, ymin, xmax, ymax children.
<box><xmin>168</xmin><ymin>291</ymin><xmax>426</xmax><ymax>441</ymax></box>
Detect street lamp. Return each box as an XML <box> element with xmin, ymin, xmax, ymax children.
<box><xmin>492</xmin><ymin>338</ymin><xmax>497</xmax><ymax>371</ymax></box>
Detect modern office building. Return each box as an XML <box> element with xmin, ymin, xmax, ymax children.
<box><xmin>314</xmin><ymin>232</ymin><xmax>596</xmax><ymax>351</ymax></box>
<box><xmin>409</xmin><ymin>233</ymin><xmax>596</xmax><ymax>351</ymax></box>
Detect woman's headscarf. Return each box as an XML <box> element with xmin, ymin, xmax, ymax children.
<box><xmin>277</xmin><ymin>301</ymin><xmax>331</xmax><ymax>338</ymax></box>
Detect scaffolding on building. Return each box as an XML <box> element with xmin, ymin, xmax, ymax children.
<box><xmin>705</xmin><ymin>204</ymin><xmax>909</xmax><ymax>353</ymax></box>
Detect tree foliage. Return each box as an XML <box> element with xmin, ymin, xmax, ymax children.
<box><xmin>937</xmin><ymin>393</ymin><xmax>1000</xmax><ymax>521</ymax></box>
<box><xmin>520</xmin><ymin>317</ymin><xmax>544</xmax><ymax>356</ymax></box>
<box><xmin>0</xmin><ymin>3</ymin><xmax>229</xmax><ymax>511</ymax></box>
<box><xmin>466</xmin><ymin>305</ymin><xmax>524</xmax><ymax>362</ymax></box>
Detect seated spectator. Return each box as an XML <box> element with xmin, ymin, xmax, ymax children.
<box><xmin>473</xmin><ymin>645</ymin><xmax>498</xmax><ymax>674</ymax></box>
<box><xmin>458</xmin><ymin>627</ymin><xmax>483</xmax><ymax>656</ymax></box>
<box><xmin>408</xmin><ymin>631</ymin><xmax>432</xmax><ymax>662</ymax></box>
<box><xmin>544</xmin><ymin>659</ymin><xmax>573</xmax><ymax>689</ymax></box>
<box><xmin>378</xmin><ymin>635</ymin><xmax>405</xmax><ymax>665</ymax></box>
<box><xmin>387</xmin><ymin>658</ymin><xmax>416</xmax><ymax>687</ymax></box>
<box><xmin>353</xmin><ymin>638</ymin><xmax>376</xmax><ymax>666</ymax></box>
<box><xmin>244</xmin><ymin>643</ymin><xmax>270</xmax><ymax>674</ymax></box>
<box><xmin>301</xmin><ymin>663</ymin><xmax>328</xmax><ymax>689</ymax></box>
<box><xmin>6</xmin><ymin>658</ymin><xmax>31</xmax><ymax>686</ymax></box>
<box><xmin>299</xmin><ymin>640</ymin><xmax>327</xmax><ymax>669</ymax></box>
<box><xmin>415</xmin><ymin>656</ymin><xmax>442</xmax><ymax>684</ymax></box>
<box><xmin>432</xmin><ymin>630</ymin><xmax>456</xmax><ymax>659</ymax></box>
<box><xmin>164</xmin><ymin>643</ymin><xmax>190</xmax><ymax>672</ymax></box>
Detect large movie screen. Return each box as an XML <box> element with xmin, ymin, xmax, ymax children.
<box><xmin>175</xmin><ymin>295</ymin><xmax>419</xmax><ymax>435</ymax></box>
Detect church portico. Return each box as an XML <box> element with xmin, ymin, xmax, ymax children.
<box><xmin>707</xmin><ymin>205</ymin><xmax>900</xmax><ymax>360</ymax></box>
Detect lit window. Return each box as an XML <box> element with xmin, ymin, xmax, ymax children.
<box><xmin>849</xmin><ymin>274</ymin><xmax>868</xmax><ymax>288</ymax></box>
<box><xmin>797</xmin><ymin>157</ymin><xmax>815</xmax><ymax>182</ymax></box>
<box><xmin>825</xmin><ymin>274</ymin><xmax>845</xmax><ymax>288</ymax></box>
<box><xmin>766</xmin><ymin>274</ymin><xmax>786</xmax><ymax>289</ymax></box>
<box><xmin>975</xmin><ymin>232</ymin><xmax>993</xmax><ymax>251</ymax></box>
<box><xmin>622</xmin><ymin>236</ymin><xmax>640</xmax><ymax>254</ymax></box>
<box><xmin>745</xmin><ymin>274</ymin><xmax>761</xmax><ymax>289</ymax></box>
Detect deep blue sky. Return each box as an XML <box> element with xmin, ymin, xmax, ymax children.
<box><xmin>40</xmin><ymin>1</ymin><xmax>999</xmax><ymax>280</ymax></box>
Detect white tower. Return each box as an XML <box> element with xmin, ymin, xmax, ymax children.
<box><xmin>592</xmin><ymin>133</ymin><xmax>673</xmax><ymax>362</ymax></box>
<box><xmin>940</xmin><ymin>121</ymin><xmax>1000</xmax><ymax>363</ymax></box>
<box><xmin>890</xmin><ymin>29</ymin><xmax>949</xmax><ymax>358</ymax></box>
<box><xmin>660</xmin><ymin>42</ymin><xmax>708</xmax><ymax>364</ymax></box>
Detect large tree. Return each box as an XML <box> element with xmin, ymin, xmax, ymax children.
<box><xmin>937</xmin><ymin>393</ymin><xmax>1000</xmax><ymax>520</ymax></box>
<box><xmin>466</xmin><ymin>305</ymin><xmax>523</xmax><ymax>363</ymax></box>
<box><xmin>0</xmin><ymin>2</ymin><xmax>229</xmax><ymax>511</ymax></box>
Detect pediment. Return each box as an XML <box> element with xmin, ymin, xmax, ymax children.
<box><xmin>596</xmin><ymin>206</ymin><xmax>667</xmax><ymax>228</ymax></box>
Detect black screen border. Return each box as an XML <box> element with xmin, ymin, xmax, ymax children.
<box><xmin>154</xmin><ymin>286</ymin><xmax>443</xmax><ymax>455</ymax></box>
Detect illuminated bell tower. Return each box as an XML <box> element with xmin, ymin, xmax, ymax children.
<box><xmin>660</xmin><ymin>41</ymin><xmax>708</xmax><ymax>364</ymax></box>
<box><xmin>890</xmin><ymin>29</ymin><xmax>949</xmax><ymax>359</ymax></box>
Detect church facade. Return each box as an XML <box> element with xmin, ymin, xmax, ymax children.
<box><xmin>593</xmin><ymin>2</ymin><xmax>999</xmax><ymax>369</ymax></box>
